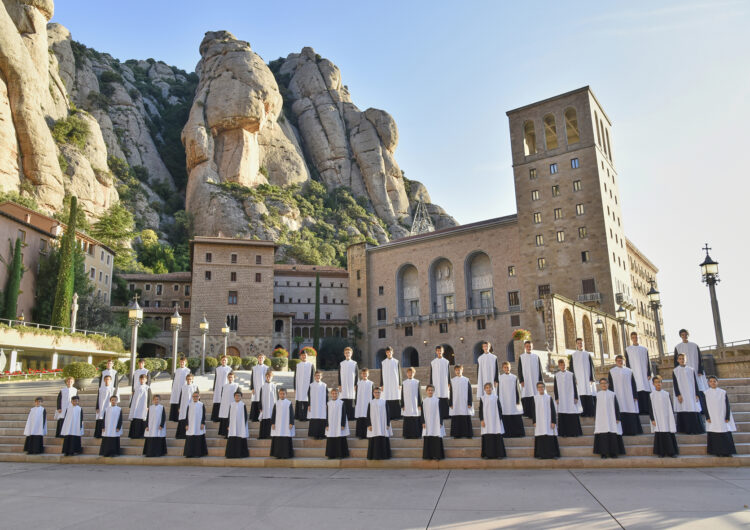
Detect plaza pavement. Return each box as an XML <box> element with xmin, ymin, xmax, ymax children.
<box><xmin>0</xmin><ymin>463</ymin><xmax>748</xmax><ymax>529</ymax></box>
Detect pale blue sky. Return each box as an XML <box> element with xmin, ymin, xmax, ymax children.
<box><xmin>53</xmin><ymin>0</ymin><xmax>750</xmax><ymax>347</ymax></box>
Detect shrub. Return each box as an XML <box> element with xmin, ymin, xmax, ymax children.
<box><xmin>272</xmin><ymin>347</ymin><xmax>289</xmax><ymax>358</ymax></box>
<box><xmin>512</xmin><ymin>329</ymin><xmax>531</xmax><ymax>341</ymax></box>
<box><xmin>241</xmin><ymin>357</ymin><xmax>258</xmax><ymax>369</ymax></box>
<box><xmin>63</xmin><ymin>362</ymin><xmax>97</xmax><ymax>379</ymax></box>
<box><xmin>186</xmin><ymin>357</ymin><xmax>200</xmax><ymax>373</ymax></box>
<box><xmin>100</xmin><ymin>70</ymin><xmax>123</xmax><ymax>84</ymax></box>
<box><xmin>231</xmin><ymin>356</ymin><xmax>242</xmax><ymax>369</ymax></box>
<box><xmin>301</xmin><ymin>346</ymin><xmax>317</xmax><ymax>357</ymax></box>
<box><xmin>289</xmin><ymin>359</ymin><xmax>301</xmax><ymax>372</ymax></box>
<box><xmin>263</xmin><ymin>358</ymin><xmax>272</xmax><ymax>367</ymax></box>
<box><xmin>271</xmin><ymin>357</ymin><xmax>288</xmax><ymax>371</ymax></box>
<box><xmin>97</xmin><ymin>359</ymin><xmax>127</xmax><ymax>374</ymax></box>
<box><xmin>51</xmin><ymin>114</ymin><xmax>90</xmax><ymax>150</ymax></box>
<box><xmin>204</xmin><ymin>357</ymin><xmax>218</xmax><ymax>371</ymax></box>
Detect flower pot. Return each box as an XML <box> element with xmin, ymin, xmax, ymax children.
<box><xmin>74</xmin><ymin>378</ymin><xmax>94</xmax><ymax>391</ymax></box>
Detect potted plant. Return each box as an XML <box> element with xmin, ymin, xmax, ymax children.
<box><xmin>63</xmin><ymin>362</ymin><xmax>98</xmax><ymax>391</ymax></box>
<box><xmin>204</xmin><ymin>356</ymin><xmax>218</xmax><ymax>373</ymax></box>
<box><xmin>512</xmin><ymin>328</ymin><xmax>532</xmax><ymax>359</ymax></box>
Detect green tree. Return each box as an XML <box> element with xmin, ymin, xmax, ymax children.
<box><xmin>312</xmin><ymin>272</ymin><xmax>321</xmax><ymax>351</ymax></box>
<box><xmin>90</xmin><ymin>203</ymin><xmax>135</xmax><ymax>270</ymax></box>
<box><xmin>53</xmin><ymin>194</ymin><xmax>90</xmax><ymax>233</ymax></box>
<box><xmin>50</xmin><ymin>196</ymin><xmax>79</xmax><ymax>327</ymax></box>
<box><xmin>33</xmin><ymin>245</ymin><xmax>91</xmax><ymax>324</ymax></box>
<box><xmin>2</xmin><ymin>238</ymin><xmax>25</xmax><ymax>319</ymax></box>
<box><xmin>134</xmin><ymin>229</ymin><xmax>177</xmax><ymax>273</ymax></box>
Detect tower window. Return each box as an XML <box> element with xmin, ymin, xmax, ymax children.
<box><xmin>578</xmin><ymin>226</ymin><xmax>588</xmax><ymax>239</ymax></box>
<box><xmin>508</xmin><ymin>266</ymin><xmax>516</xmax><ymax>277</ymax></box>
<box><xmin>523</xmin><ymin>121</ymin><xmax>537</xmax><ymax>156</ymax></box>
<box><xmin>551</xmin><ymin>185</ymin><xmax>560</xmax><ymax>197</ymax></box>
<box><xmin>571</xmin><ymin>158</ymin><xmax>579</xmax><ymax>169</ymax></box>
<box><xmin>556</xmin><ymin>231</ymin><xmax>565</xmax><ymax>243</ymax></box>
<box><xmin>533</xmin><ymin>212</ymin><xmax>542</xmax><ymax>224</ymax></box>
<box><xmin>582</xmin><ymin>251</ymin><xmax>591</xmax><ymax>263</ymax></box>
<box><xmin>537</xmin><ymin>258</ymin><xmax>546</xmax><ymax>270</ymax></box>
<box><xmin>550</xmin><ymin>163</ymin><xmax>558</xmax><ymax>174</ymax></box>
<box><xmin>576</xmin><ymin>204</ymin><xmax>585</xmax><ymax>215</ymax></box>
<box><xmin>573</xmin><ymin>180</ymin><xmax>582</xmax><ymax>192</ymax></box>
<box><xmin>564</xmin><ymin>107</ymin><xmax>580</xmax><ymax>144</ymax></box>
<box><xmin>543</xmin><ymin>114</ymin><xmax>558</xmax><ymax>150</ymax></box>
<box><xmin>531</xmin><ymin>190</ymin><xmax>540</xmax><ymax>201</ymax></box>
<box><xmin>529</xmin><ymin>168</ymin><xmax>537</xmax><ymax>180</ymax></box>
<box><xmin>535</xmin><ymin>234</ymin><xmax>544</xmax><ymax>246</ymax></box>
<box><xmin>554</xmin><ymin>208</ymin><xmax>563</xmax><ymax>220</ymax></box>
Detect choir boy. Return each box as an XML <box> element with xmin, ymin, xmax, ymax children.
<box><xmin>249</xmin><ymin>354</ymin><xmax>269</xmax><ymax>422</ymax></box>
<box><xmin>131</xmin><ymin>359</ymin><xmax>150</xmax><ymax>401</ymax></box>
<box><xmin>366</xmin><ymin>386</ymin><xmax>392</xmax><ymax>460</ymax></box>
<box><xmin>608</xmin><ymin>355</ymin><xmax>642</xmax><ymax>435</ymax></box>
<box><xmin>270</xmin><ymin>387</ymin><xmax>295</xmax><ymax>459</ymax></box>
<box><xmin>593</xmin><ymin>378</ymin><xmax>625</xmax><ymax>459</ymax></box>
<box><xmin>99</xmin><ymin>359</ymin><xmax>119</xmax><ymax>390</ymax></box>
<box><xmin>169</xmin><ymin>357</ymin><xmax>190</xmax><ymax>421</ymax></box>
<box><xmin>625</xmin><ymin>332</ymin><xmax>652</xmax><ymax>416</ymax></box>
<box><xmin>294</xmin><ymin>351</ymin><xmax>314</xmax><ymax>421</ymax></box>
<box><xmin>211</xmin><ymin>356</ymin><xmax>232</xmax><ymax>422</ymax></box>
<box><xmin>430</xmin><ymin>345</ymin><xmax>451</xmax><ymax>419</ymax></box>
<box><xmin>177</xmin><ymin>373</ymin><xmax>198</xmax><ymax>439</ymax></box>
<box><xmin>143</xmin><ymin>395</ymin><xmax>167</xmax><ymax>457</ymax></box>
<box><xmin>401</xmin><ymin>367</ymin><xmax>422</xmax><ymax>439</ymax></box>
<box><xmin>325</xmin><ymin>388</ymin><xmax>349</xmax><ymax>459</ymax></box>
<box><xmin>23</xmin><ymin>397</ymin><xmax>46</xmax><ymax>454</ymax></box>
<box><xmin>217</xmin><ymin>371</ymin><xmax>239</xmax><ymax>438</ymax></box>
<box><xmin>674</xmin><ymin>329</ymin><xmax>708</xmax><ymax>397</ymax></box>
<box><xmin>184</xmin><ymin>391</ymin><xmax>208</xmax><ymax>458</ymax></box>
<box><xmin>554</xmin><ymin>359</ymin><xmax>582</xmax><ymax>437</ymax></box>
<box><xmin>421</xmin><ymin>385</ymin><xmax>445</xmax><ymax>460</ymax></box>
<box><xmin>673</xmin><ymin>352</ymin><xmax>705</xmax><ymax>434</ymax></box>
<box><xmin>128</xmin><ymin>373</ymin><xmax>150</xmax><ymax>439</ymax></box>
<box><xmin>257</xmin><ymin>370</ymin><xmax>277</xmax><ymax>439</ymax></box>
<box><xmin>476</xmin><ymin>341</ymin><xmax>498</xmax><ymax>398</ymax></box>
<box><xmin>380</xmin><ymin>347</ymin><xmax>403</xmax><ymax>420</ymax></box>
<box><xmin>705</xmin><ymin>376</ymin><xmax>737</xmax><ymax>457</ymax></box>
<box><xmin>99</xmin><ymin>395</ymin><xmax>122</xmax><ymax>457</ymax></box>
<box><xmin>355</xmin><ymin>368</ymin><xmax>374</xmax><ymax>439</ymax></box>
<box><xmin>649</xmin><ymin>376</ymin><xmax>678</xmax><ymax>457</ymax></box>
<box><xmin>498</xmin><ymin>362</ymin><xmax>525</xmax><ymax>437</ymax></box>
<box><xmin>94</xmin><ymin>374</ymin><xmax>119</xmax><ymax>438</ymax></box>
<box><xmin>339</xmin><ymin>347</ymin><xmax>358</xmax><ymax>420</ymax></box>
<box><xmin>60</xmin><ymin>395</ymin><xmax>83</xmax><ymax>456</ymax></box>
<box><xmin>570</xmin><ymin>339</ymin><xmax>597</xmax><ymax>417</ymax></box>
<box><xmin>479</xmin><ymin>383</ymin><xmax>506</xmax><ymax>459</ymax></box>
<box><xmin>532</xmin><ymin>381</ymin><xmax>560</xmax><ymax>459</ymax></box>
<box><xmin>518</xmin><ymin>341</ymin><xmax>543</xmax><ymax>418</ymax></box>
<box><xmin>225</xmin><ymin>391</ymin><xmax>249</xmax><ymax>459</ymax></box>
<box><xmin>449</xmin><ymin>364</ymin><xmax>473</xmax><ymax>438</ymax></box>
<box><xmin>55</xmin><ymin>377</ymin><xmax>77</xmax><ymax>438</ymax></box>
<box><xmin>308</xmin><ymin>371</ymin><xmax>328</xmax><ymax>439</ymax></box>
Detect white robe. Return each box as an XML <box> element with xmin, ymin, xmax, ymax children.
<box><xmin>218</xmin><ymin>382</ymin><xmax>240</xmax><ymax>418</ymax></box>
<box><xmin>480</xmin><ymin>394</ymin><xmax>504</xmax><ymax>435</ymax></box>
<box><xmin>128</xmin><ymin>383</ymin><xmax>149</xmax><ymax>420</ymax></box>
<box><xmin>422</xmin><ymin>396</ymin><xmax>445</xmax><ymax>437</ymax></box>
<box><xmin>571</xmin><ymin>350</ymin><xmax>595</xmax><ymax>396</ymax></box>
<box><xmin>100</xmin><ymin>368</ymin><xmax>118</xmax><ymax>387</ymax></box>
<box><xmin>626</xmin><ymin>345</ymin><xmax>652</xmax><ymax>392</ymax></box>
<box><xmin>450</xmin><ymin>376</ymin><xmax>474</xmax><ymax>416</ymax></box>
<box><xmin>402</xmin><ymin>378</ymin><xmax>421</xmax><ymax>417</ymax></box>
<box><xmin>594</xmin><ymin>390</ymin><xmax>622</xmax><ymax>435</ymax></box>
<box><xmin>102</xmin><ymin>406</ymin><xmax>122</xmax><ymax>437</ymax></box>
<box><xmin>227</xmin><ymin>401</ymin><xmax>248</xmax><ymax>438</ymax></box>
<box><xmin>55</xmin><ymin>386</ymin><xmax>77</xmax><ymax>420</ymax></box>
<box><xmin>519</xmin><ymin>353</ymin><xmax>541</xmax><ymax>398</ymax></box>
<box><xmin>705</xmin><ymin>387</ymin><xmax>737</xmax><ymax>433</ymax></box>
<box><xmin>354</xmin><ymin>380</ymin><xmax>373</xmax><ymax>418</ymax></box>
<box><xmin>367</xmin><ymin>398</ymin><xmax>392</xmax><ymax>438</ymax></box>
<box><xmin>271</xmin><ymin>399</ymin><xmax>295</xmax><ymax>437</ymax></box>
<box><xmin>250</xmin><ymin>364</ymin><xmax>269</xmax><ymax>402</ymax></box>
<box><xmin>179</xmin><ymin>383</ymin><xmax>199</xmax><ymax>420</ymax></box>
<box><xmin>430</xmin><ymin>357</ymin><xmax>451</xmax><ymax>398</ymax></box>
<box><xmin>477</xmin><ymin>352</ymin><xmax>498</xmax><ymax>398</ymax></box>
<box><xmin>609</xmin><ymin>366</ymin><xmax>639</xmax><ymax>414</ymax></box>
<box><xmin>132</xmin><ymin>368</ymin><xmax>149</xmax><ymax>394</ymax></box>
<box><xmin>498</xmin><ymin>373</ymin><xmax>521</xmax><ymax>415</ymax></box>
<box><xmin>60</xmin><ymin>405</ymin><xmax>84</xmax><ymax>436</ymax></box>
<box><xmin>675</xmin><ymin>341</ymin><xmax>708</xmax><ymax>391</ymax></box>
<box><xmin>533</xmin><ymin>393</ymin><xmax>557</xmax><ymax>436</ymax></box>
<box><xmin>259</xmin><ymin>381</ymin><xmax>278</xmax><ymax>420</ymax></box>
<box><xmin>185</xmin><ymin>401</ymin><xmax>206</xmax><ymax>436</ymax></box>
<box><xmin>294</xmin><ymin>361</ymin><xmax>314</xmax><ymax>402</ymax></box>
<box><xmin>145</xmin><ymin>404</ymin><xmax>166</xmax><ymax>437</ymax></box>
<box><xmin>309</xmin><ymin>381</ymin><xmax>328</xmax><ymax>419</ymax></box>
<box><xmin>170</xmin><ymin>367</ymin><xmax>191</xmax><ymax>404</ymax></box>
<box><xmin>672</xmin><ymin>365</ymin><xmax>702</xmax><ymax>413</ymax></box>
<box><xmin>339</xmin><ymin>359</ymin><xmax>358</xmax><ymax>400</ymax></box>
<box><xmin>381</xmin><ymin>357</ymin><xmax>401</xmax><ymax>401</ymax></box>
<box><xmin>24</xmin><ymin>406</ymin><xmax>47</xmax><ymax>436</ymax></box>
<box><xmin>649</xmin><ymin>390</ymin><xmax>676</xmax><ymax>433</ymax></box>
<box><xmin>213</xmin><ymin>365</ymin><xmax>232</xmax><ymax>403</ymax></box>
<box><xmin>555</xmin><ymin>370</ymin><xmax>582</xmax><ymax>414</ymax></box>
<box><xmin>326</xmin><ymin>399</ymin><xmax>350</xmax><ymax>437</ymax></box>
<box><xmin>96</xmin><ymin>384</ymin><xmax>119</xmax><ymax>419</ymax></box>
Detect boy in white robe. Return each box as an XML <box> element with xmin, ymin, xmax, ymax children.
<box><xmin>498</xmin><ymin>362</ymin><xmax>525</xmax><ymax>437</ymax></box>
<box><xmin>169</xmin><ymin>357</ymin><xmax>190</xmax><ymax>421</ymax></box>
<box><xmin>518</xmin><ymin>341</ymin><xmax>543</xmax><ymax>418</ymax></box>
<box><xmin>625</xmin><ymin>332</ymin><xmax>652</xmax><ymax>416</ymax></box>
<box><xmin>380</xmin><ymin>347</ymin><xmax>402</xmax><ymax>420</ymax></box>
<box><xmin>532</xmin><ymin>381</ymin><xmax>560</xmax><ymax>459</ymax></box>
<box><xmin>249</xmin><ymin>354</ymin><xmax>269</xmax><ymax>422</ymax></box>
<box><xmin>366</xmin><ymin>387</ymin><xmax>392</xmax><ymax>460</ymax></box>
<box><xmin>608</xmin><ymin>355</ymin><xmax>642</xmax><ymax>435</ymax></box>
<box><xmin>217</xmin><ymin>371</ymin><xmax>239</xmax><ymax>438</ymax></box>
<box><xmin>449</xmin><ymin>365</ymin><xmax>474</xmax><ymax>439</ymax></box>
<box><xmin>421</xmin><ymin>385</ymin><xmax>445</xmax><ymax>460</ymax></box>
<box><xmin>338</xmin><ymin>347</ymin><xmax>358</xmax><ymax>420</ymax></box>
<box><xmin>143</xmin><ymin>395</ymin><xmax>167</xmax><ymax>457</ymax></box>
<box><xmin>401</xmin><ymin>367</ymin><xmax>422</xmax><ymax>439</ymax></box>
<box><xmin>476</xmin><ymin>341</ymin><xmax>498</xmax><ymax>398</ymax></box>
<box><xmin>60</xmin><ymin>395</ymin><xmax>83</xmax><ymax>456</ymax></box>
<box><xmin>99</xmin><ymin>396</ymin><xmax>122</xmax><ymax>457</ymax></box>
<box><xmin>325</xmin><ymin>388</ymin><xmax>349</xmax><ymax>459</ymax></box>
<box><xmin>183</xmin><ymin>392</ymin><xmax>208</xmax><ymax>458</ymax></box>
<box><xmin>355</xmin><ymin>368</ymin><xmax>374</xmax><ymax>439</ymax></box>
<box><xmin>570</xmin><ymin>339</ymin><xmax>596</xmax><ymax>417</ymax></box>
<box><xmin>225</xmin><ymin>391</ymin><xmax>249</xmax><ymax>459</ymax></box>
<box><xmin>94</xmin><ymin>375</ymin><xmax>119</xmax><ymax>438</ymax></box>
<box><xmin>257</xmin><ymin>370</ymin><xmax>278</xmax><ymax>439</ymax></box>
<box><xmin>479</xmin><ymin>383</ymin><xmax>506</xmax><ymax>459</ymax></box>
<box><xmin>270</xmin><ymin>388</ymin><xmax>295</xmax><ymax>459</ymax></box>
<box><xmin>211</xmin><ymin>356</ymin><xmax>232</xmax><ymax>422</ymax></box>
<box><xmin>430</xmin><ymin>345</ymin><xmax>451</xmax><ymax>419</ymax></box>
<box><xmin>176</xmin><ymin>373</ymin><xmax>198</xmax><ymax>439</ymax></box>
<box><xmin>308</xmin><ymin>371</ymin><xmax>328</xmax><ymax>439</ymax></box>
<box><xmin>131</xmin><ymin>359</ymin><xmax>150</xmax><ymax>401</ymax></box>
<box><xmin>99</xmin><ymin>359</ymin><xmax>120</xmax><ymax>390</ymax></box>
<box><xmin>554</xmin><ymin>359</ymin><xmax>582</xmax><ymax>437</ymax></box>
<box><xmin>294</xmin><ymin>351</ymin><xmax>315</xmax><ymax>421</ymax></box>
<box><xmin>674</xmin><ymin>329</ymin><xmax>708</xmax><ymax>398</ymax></box>
<box><xmin>673</xmin><ymin>353</ymin><xmax>705</xmax><ymax>434</ymax></box>
<box><xmin>128</xmin><ymin>373</ymin><xmax>150</xmax><ymax>439</ymax></box>
<box><xmin>705</xmin><ymin>376</ymin><xmax>737</xmax><ymax>457</ymax></box>
<box><xmin>649</xmin><ymin>376</ymin><xmax>678</xmax><ymax>457</ymax></box>
<box><xmin>23</xmin><ymin>397</ymin><xmax>47</xmax><ymax>454</ymax></box>
<box><xmin>593</xmin><ymin>378</ymin><xmax>625</xmax><ymax>459</ymax></box>
<box><xmin>55</xmin><ymin>377</ymin><xmax>77</xmax><ymax>438</ymax></box>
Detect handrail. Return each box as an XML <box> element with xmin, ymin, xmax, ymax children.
<box><xmin>700</xmin><ymin>339</ymin><xmax>750</xmax><ymax>351</ymax></box>
<box><xmin>0</xmin><ymin>318</ymin><xmax>108</xmax><ymax>338</ymax></box>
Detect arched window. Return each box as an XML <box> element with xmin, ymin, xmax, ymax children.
<box><xmin>594</xmin><ymin>111</ymin><xmax>602</xmax><ymax>146</ymax></box>
<box><xmin>402</xmin><ymin>347</ymin><xmax>420</xmax><ymax>367</ymax></box>
<box><xmin>563</xmin><ymin>309</ymin><xmax>576</xmax><ymax>349</ymax></box>
<box><xmin>274</xmin><ymin>319</ymin><xmax>284</xmax><ymax>333</ymax></box>
<box><xmin>429</xmin><ymin>258</ymin><xmax>455</xmax><ymax>314</ymax></box>
<box><xmin>582</xmin><ymin>315</ymin><xmax>594</xmax><ymax>353</ymax></box>
<box><xmin>605</xmin><ymin>129</ymin><xmax>613</xmax><ymax>162</ymax></box>
<box><xmin>564</xmin><ymin>107</ymin><xmax>580</xmax><ymax>144</ymax></box>
<box><xmin>543</xmin><ymin>114</ymin><xmax>558</xmax><ymax>150</ymax></box>
<box><xmin>599</xmin><ymin>119</ymin><xmax>607</xmax><ymax>156</ymax></box>
<box><xmin>523</xmin><ymin>121</ymin><xmax>537</xmax><ymax>156</ymax></box>
<box><xmin>397</xmin><ymin>264</ymin><xmax>420</xmax><ymax>317</ymax></box>
<box><xmin>465</xmin><ymin>251</ymin><xmax>493</xmax><ymax>310</ymax></box>
<box><xmin>611</xmin><ymin>324</ymin><xmax>621</xmax><ymax>357</ymax></box>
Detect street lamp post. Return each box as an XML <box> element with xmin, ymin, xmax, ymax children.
<box><xmin>222</xmin><ymin>321</ymin><xmax>230</xmax><ymax>357</ymax></box>
<box><xmin>199</xmin><ymin>314</ymin><xmax>209</xmax><ymax>376</ymax></box>
<box><xmin>700</xmin><ymin>244</ymin><xmax>725</xmax><ymax>349</ymax></box>
<box><xmin>595</xmin><ymin>317</ymin><xmax>605</xmax><ymax>366</ymax></box>
<box><xmin>616</xmin><ymin>305</ymin><xmax>628</xmax><ymax>354</ymax></box>
<box><xmin>647</xmin><ymin>280</ymin><xmax>665</xmax><ymax>359</ymax></box>
<box><xmin>170</xmin><ymin>308</ymin><xmax>182</xmax><ymax>375</ymax></box>
<box><xmin>128</xmin><ymin>295</ymin><xmax>143</xmax><ymax>383</ymax></box>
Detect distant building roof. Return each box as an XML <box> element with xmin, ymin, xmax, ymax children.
<box><xmin>273</xmin><ymin>264</ymin><xmax>347</xmax><ymax>278</ymax></box>
<box><xmin>119</xmin><ymin>271</ymin><xmax>192</xmax><ymax>282</ymax></box>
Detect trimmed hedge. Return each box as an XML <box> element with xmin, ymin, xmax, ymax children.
<box><xmin>62</xmin><ymin>362</ymin><xmax>97</xmax><ymax>379</ymax></box>
<box><xmin>289</xmin><ymin>359</ymin><xmax>301</xmax><ymax>372</ymax></box>
<box><xmin>204</xmin><ymin>357</ymin><xmax>218</xmax><ymax>371</ymax></box>
<box><xmin>271</xmin><ymin>357</ymin><xmax>288</xmax><ymax>371</ymax></box>
<box><xmin>186</xmin><ymin>357</ymin><xmax>200</xmax><ymax>373</ymax></box>
<box><xmin>241</xmin><ymin>357</ymin><xmax>258</xmax><ymax>369</ymax></box>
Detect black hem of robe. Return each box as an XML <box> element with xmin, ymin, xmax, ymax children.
<box><xmin>128</xmin><ymin>419</ymin><xmax>146</xmax><ymax>439</ymax></box>
<box><xmin>308</xmin><ymin>418</ymin><xmax>327</xmax><ymax>439</ymax></box>
<box><xmin>653</xmin><ymin>432</ymin><xmax>679</xmax><ymax>457</ymax></box>
<box><xmin>534</xmin><ymin>435</ymin><xmax>560</xmax><ymax>459</ymax></box>
<box><xmin>61</xmin><ymin>435</ymin><xmax>82</xmax><ymax>455</ymax></box>
<box><xmin>386</xmin><ymin>400</ymin><xmax>402</xmax><ymax>420</ymax></box>
<box><xmin>218</xmin><ymin>418</ymin><xmax>229</xmax><ymax>438</ymax></box>
<box><xmin>24</xmin><ymin>435</ymin><xmax>44</xmax><ymax>454</ymax></box>
<box><xmin>636</xmin><ymin>391</ymin><xmax>652</xmax><ymax>416</ymax></box>
<box><xmin>367</xmin><ymin>436</ymin><xmax>391</xmax><ymax>460</ymax></box>
<box><xmin>557</xmin><ymin>413</ymin><xmax>583</xmax><ymax>437</ymax></box>
<box><xmin>355</xmin><ymin>418</ymin><xmax>369</xmax><ymax>439</ymax></box>
<box><xmin>342</xmin><ymin>398</ymin><xmax>355</xmax><ymax>420</ymax></box>
<box><xmin>294</xmin><ymin>401</ymin><xmax>309</xmax><ymax>421</ymax></box>
<box><xmin>225</xmin><ymin>436</ymin><xmax>249</xmax><ymax>458</ymax></box>
<box><xmin>99</xmin><ymin>437</ymin><xmax>121</xmax><ymax>457</ymax></box>
<box><xmin>501</xmin><ymin>415</ymin><xmax>526</xmax><ymax>437</ymax></box>
<box><xmin>55</xmin><ymin>418</ymin><xmax>64</xmax><ymax>438</ymax></box>
<box><xmin>620</xmin><ymin>412</ymin><xmax>644</xmax><ymax>435</ymax></box>
<box><xmin>521</xmin><ymin>397</ymin><xmax>535</xmax><ymax>418</ymax></box>
<box><xmin>579</xmin><ymin>395</ymin><xmax>596</xmax><ymax>417</ymax></box>
<box><xmin>143</xmin><ymin>437</ymin><xmax>167</xmax><ymax>457</ymax></box>
<box><xmin>422</xmin><ymin>436</ymin><xmax>445</xmax><ymax>460</ymax></box>
<box><xmin>258</xmin><ymin>419</ymin><xmax>272</xmax><ymax>439</ymax></box>
<box><xmin>168</xmin><ymin>403</ymin><xmax>180</xmax><ymax>422</ymax></box>
<box><xmin>707</xmin><ymin>432</ymin><xmax>736</xmax><ymax>456</ymax></box>
<box><xmin>481</xmin><ymin>434</ymin><xmax>506</xmax><ymax>459</ymax></box>
<box><xmin>676</xmin><ymin>412</ymin><xmax>705</xmax><ymax>434</ymax></box>
<box><xmin>183</xmin><ymin>435</ymin><xmax>208</xmax><ymax>457</ymax></box>
<box><xmin>325</xmin><ymin>437</ymin><xmax>349</xmax><ymax>459</ymax></box>
<box><xmin>402</xmin><ymin>416</ymin><xmax>423</xmax><ymax>439</ymax></box>
<box><xmin>93</xmin><ymin>419</ymin><xmax>104</xmax><ymax>439</ymax></box>
<box><xmin>438</xmin><ymin>397</ymin><xmax>450</xmax><ymax>420</ymax></box>
<box><xmin>210</xmin><ymin>403</ymin><xmax>221</xmax><ymax>422</ymax></box>
<box><xmin>449</xmin><ymin>415</ymin><xmax>473</xmax><ymax>438</ymax></box>
<box><xmin>175</xmin><ymin>419</ymin><xmax>187</xmax><ymax>439</ymax></box>
<box><xmin>270</xmin><ymin>437</ymin><xmax>294</xmax><ymax>458</ymax></box>
<box><xmin>249</xmin><ymin>402</ymin><xmax>261</xmax><ymax>422</ymax></box>
<box><xmin>593</xmin><ymin>433</ymin><xmax>625</xmax><ymax>457</ymax></box>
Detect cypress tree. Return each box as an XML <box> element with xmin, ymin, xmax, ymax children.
<box><xmin>3</xmin><ymin>238</ymin><xmax>24</xmax><ymax>320</ymax></box>
<box><xmin>50</xmin><ymin>196</ymin><xmax>78</xmax><ymax>328</ymax></box>
<box><xmin>312</xmin><ymin>272</ymin><xmax>321</xmax><ymax>351</ymax></box>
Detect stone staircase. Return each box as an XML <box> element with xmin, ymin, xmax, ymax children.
<box><xmin>0</xmin><ymin>373</ymin><xmax>748</xmax><ymax>469</ymax></box>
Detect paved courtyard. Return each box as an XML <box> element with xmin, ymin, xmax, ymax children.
<box><xmin>0</xmin><ymin>463</ymin><xmax>748</xmax><ymax>529</ymax></box>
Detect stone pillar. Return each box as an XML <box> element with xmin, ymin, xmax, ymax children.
<box><xmin>87</xmin><ymin>355</ymin><xmax>93</xmax><ymax>365</ymax></box>
<box><xmin>10</xmin><ymin>350</ymin><xmax>18</xmax><ymax>372</ymax></box>
<box><xmin>51</xmin><ymin>352</ymin><xmax>59</xmax><ymax>370</ymax></box>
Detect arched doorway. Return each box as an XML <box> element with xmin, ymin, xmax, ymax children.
<box><xmin>402</xmin><ymin>347</ymin><xmax>419</xmax><ymax>367</ymax></box>
<box><xmin>226</xmin><ymin>346</ymin><xmax>240</xmax><ymax>357</ymax></box>
<box><xmin>611</xmin><ymin>325</ymin><xmax>621</xmax><ymax>357</ymax></box>
<box><xmin>582</xmin><ymin>315</ymin><xmax>594</xmax><ymax>353</ymax></box>
<box><xmin>140</xmin><ymin>342</ymin><xmax>167</xmax><ymax>357</ymax></box>
<box><xmin>374</xmin><ymin>348</ymin><xmax>387</xmax><ymax>369</ymax></box>
<box><xmin>563</xmin><ymin>309</ymin><xmax>576</xmax><ymax>350</ymax></box>
<box><xmin>473</xmin><ymin>341</ymin><xmax>493</xmax><ymax>363</ymax></box>
<box><xmin>441</xmin><ymin>344</ymin><xmax>455</xmax><ymax>365</ymax></box>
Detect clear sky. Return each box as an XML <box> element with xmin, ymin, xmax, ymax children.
<box><xmin>52</xmin><ymin>0</ymin><xmax>750</xmax><ymax>348</ymax></box>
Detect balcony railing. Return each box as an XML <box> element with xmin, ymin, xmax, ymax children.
<box><xmin>533</xmin><ymin>299</ymin><xmax>545</xmax><ymax>310</ymax></box>
<box><xmin>395</xmin><ymin>315</ymin><xmax>421</xmax><ymax>326</ymax></box>
<box><xmin>577</xmin><ymin>292</ymin><xmax>602</xmax><ymax>303</ymax></box>
<box><xmin>0</xmin><ymin>318</ymin><xmax>108</xmax><ymax>337</ymax></box>
<box><xmin>508</xmin><ymin>304</ymin><xmax>521</xmax><ymax>313</ymax></box>
<box><xmin>615</xmin><ymin>292</ymin><xmax>637</xmax><ymax>310</ymax></box>
<box><xmin>465</xmin><ymin>307</ymin><xmax>495</xmax><ymax>318</ymax></box>
<box><xmin>429</xmin><ymin>311</ymin><xmax>457</xmax><ymax>322</ymax></box>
